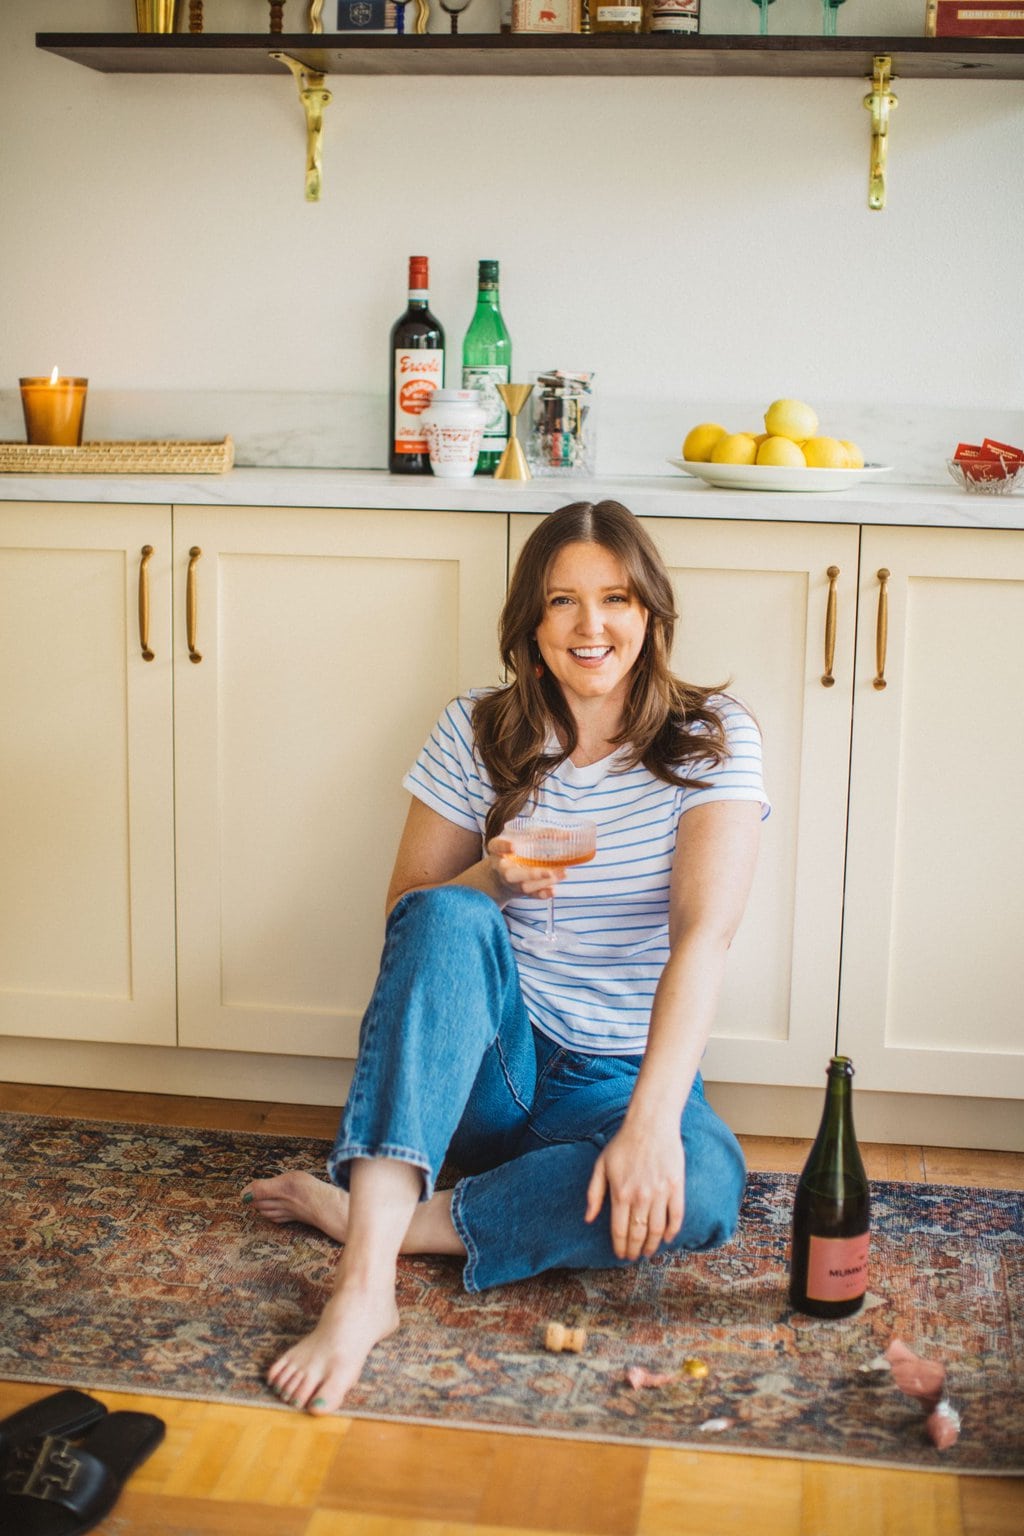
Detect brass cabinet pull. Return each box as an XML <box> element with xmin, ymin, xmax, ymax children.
<box><xmin>873</xmin><ymin>567</ymin><xmax>890</xmax><ymax>690</ymax></box>
<box><xmin>138</xmin><ymin>545</ymin><xmax>155</xmax><ymax>661</ymax></box>
<box><xmin>821</xmin><ymin>565</ymin><xmax>840</xmax><ymax>687</ymax></box>
<box><xmin>186</xmin><ymin>546</ymin><xmax>203</xmax><ymax>664</ymax></box>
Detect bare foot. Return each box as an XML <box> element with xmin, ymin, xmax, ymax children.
<box><xmin>243</xmin><ymin>1172</ymin><xmax>349</xmax><ymax>1243</ymax></box>
<box><xmin>267</xmin><ymin>1277</ymin><xmax>400</xmax><ymax>1413</ymax></box>
<box><xmin>243</xmin><ymin>1172</ymin><xmax>465</xmax><ymax>1258</ymax></box>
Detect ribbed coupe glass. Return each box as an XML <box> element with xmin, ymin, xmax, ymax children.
<box><xmin>502</xmin><ymin>817</ymin><xmax>597</xmax><ymax>944</ymax></box>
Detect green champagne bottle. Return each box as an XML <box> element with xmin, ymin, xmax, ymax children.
<box><xmin>789</xmin><ymin>1055</ymin><xmax>871</xmax><ymax>1318</ymax></box>
<box><xmin>461</xmin><ymin>259</ymin><xmax>511</xmax><ymax>476</ymax></box>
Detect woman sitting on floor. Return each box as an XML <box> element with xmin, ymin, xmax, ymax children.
<box><xmin>244</xmin><ymin>498</ymin><xmax>769</xmax><ymax>1414</ymax></box>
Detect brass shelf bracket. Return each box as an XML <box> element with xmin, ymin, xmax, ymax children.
<box><xmin>863</xmin><ymin>54</ymin><xmax>898</xmax><ymax>212</ymax></box>
<box><xmin>270</xmin><ymin>51</ymin><xmax>333</xmax><ymax>203</ymax></box>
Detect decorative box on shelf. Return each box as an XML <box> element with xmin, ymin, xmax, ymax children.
<box><xmin>336</xmin><ymin>1</ymin><xmax>396</xmax><ymax>31</ymax></box>
<box><xmin>511</xmin><ymin>0</ymin><xmax>581</xmax><ymax>31</ymax></box>
<box><xmin>927</xmin><ymin>0</ymin><xmax>1024</xmax><ymax>36</ymax></box>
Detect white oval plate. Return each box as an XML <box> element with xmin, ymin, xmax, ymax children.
<box><xmin>668</xmin><ymin>459</ymin><xmax>894</xmax><ymax>493</ymax></box>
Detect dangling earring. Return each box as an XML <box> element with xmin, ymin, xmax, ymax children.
<box><xmin>531</xmin><ymin>636</ymin><xmax>544</xmax><ymax>680</ymax></box>
<box><xmin>534</xmin><ymin>662</ymin><xmax>545</xmax><ymax>679</ymax></box>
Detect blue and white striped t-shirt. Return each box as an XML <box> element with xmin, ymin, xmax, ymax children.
<box><xmin>403</xmin><ymin>690</ymin><xmax>769</xmax><ymax>1055</ymax></box>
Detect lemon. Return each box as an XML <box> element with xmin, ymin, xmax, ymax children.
<box><xmin>682</xmin><ymin>423</ymin><xmax>727</xmax><ymax>462</ymax></box>
<box><xmin>764</xmin><ymin>398</ymin><xmax>819</xmax><ymax>442</ymax></box>
<box><xmin>803</xmin><ymin>436</ymin><xmax>848</xmax><ymax>469</ymax></box>
<box><xmin>710</xmin><ymin>433</ymin><xmax>758</xmax><ymax>466</ymax></box>
<box><xmin>840</xmin><ymin>439</ymin><xmax>864</xmax><ymax>469</ymax></box>
<box><xmin>757</xmin><ymin>436</ymin><xmax>806</xmax><ymax>468</ymax></box>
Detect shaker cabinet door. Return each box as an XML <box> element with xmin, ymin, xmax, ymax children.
<box><xmin>839</xmin><ymin>525</ymin><xmax>1024</xmax><ymax>1098</ymax></box>
<box><xmin>172</xmin><ymin>506</ymin><xmax>507</xmax><ymax>1058</ymax></box>
<box><xmin>509</xmin><ymin>514</ymin><xmax>860</xmax><ymax>1088</ymax></box>
<box><xmin>645</xmin><ymin>517</ymin><xmax>859</xmax><ymax>1087</ymax></box>
<box><xmin>0</xmin><ymin>503</ymin><xmax>176</xmax><ymax>1045</ymax></box>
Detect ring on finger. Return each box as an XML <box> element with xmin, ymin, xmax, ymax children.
<box><xmin>631</xmin><ymin>1215</ymin><xmax>648</xmax><ymax>1227</ymax></box>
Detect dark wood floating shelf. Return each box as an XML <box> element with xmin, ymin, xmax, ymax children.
<box><xmin>36</xmin><ymin>33</ymin><xmax>1024</xmax><ymax>81</ymax></box>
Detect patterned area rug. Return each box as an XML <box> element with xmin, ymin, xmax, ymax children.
<box><xmin>1</xmin><ymin>1112</ymin><xmax>1021</xmax><ymax>1473</ymax></box>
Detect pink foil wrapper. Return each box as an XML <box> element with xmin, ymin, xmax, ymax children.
<box><xmin>926</xmin><ymin>1400</ymin><xmax>962</xmax><ymax>1451</ymax></box>
<box><xmin>885</xmin><ymin>1339</ymin><xmax>960</xmax><ymax>1449</ymax></box>
<box><xmin>625</xmin><ymin>1366</ymin><xmax>678</xmax><ymax>1390</ymax></box>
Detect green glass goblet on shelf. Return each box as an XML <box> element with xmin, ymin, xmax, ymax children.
<box><xmin>821</xmin><ymin>0</ymin><xmax>846</xmax><ymax>35</ymax></box>
<box><xmin>749</xmin><ymin>0</ymin><xmax>776</xmax><ymax>35</ymax></box>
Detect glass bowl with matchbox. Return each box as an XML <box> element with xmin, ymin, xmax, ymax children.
<box><xmin>946</xmin><ymin>438</ymin><xmax>1024</xmax><ymax>495</ymax></box>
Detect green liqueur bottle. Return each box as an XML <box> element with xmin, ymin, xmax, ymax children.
<box><xmin>789</xmin><ymin>1055</ymin><xmax>871</xmax><ymax>1318</ymax></box>
<box><xmin>461</xmin><ymin>259</ymin><xmax>511</xmax><ymax>475</ymax></box>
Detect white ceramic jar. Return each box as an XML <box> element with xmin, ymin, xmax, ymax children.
<box><xmin>421</xmin><ymin>389</ymin><xmax>487</xmax><ymax>478</ymax></box>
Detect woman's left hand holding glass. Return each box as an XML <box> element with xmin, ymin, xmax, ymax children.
<box><xmin>584</xmin><ymin>1119</ymin><xmax>685</xmax><ymax>1261</ymax></box>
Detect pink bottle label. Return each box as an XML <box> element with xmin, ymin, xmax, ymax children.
<box><xmin>806</xmin><ymin>1232</ymin><xmax>870</xmax><ymax>1302</ymax></box>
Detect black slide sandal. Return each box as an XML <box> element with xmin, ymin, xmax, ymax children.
<box><xmin>0</xmin><ymin>1392</ymin><xmax>107</xmax><ymax>1460</ymax></box>
<box><xmin>0</xmin><ymin>1410</ymin><xmax>165</xmax><ymax>1534</ymax></box>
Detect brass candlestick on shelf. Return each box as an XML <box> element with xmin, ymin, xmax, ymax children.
<box><xmin>494</xmin><ymin>384</ymin><xmax>533</xmax><ymax>481</ymax></box>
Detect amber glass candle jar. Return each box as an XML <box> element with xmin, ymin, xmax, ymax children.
<box><xmin>20</xmin><ymin>374</ymin><xmax>89</xmax><ymax>446</ymax></box>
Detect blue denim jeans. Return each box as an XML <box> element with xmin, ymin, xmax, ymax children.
<box><xmin>328</xmin><ymin>886</ymin><xmax>746</xmax><ymax>1294</ymax></box>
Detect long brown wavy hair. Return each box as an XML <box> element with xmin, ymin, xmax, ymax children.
<box><xmin>473</xmin><ymin>500</ymin><xmax>731</xmax><ymax>840</ymax></box>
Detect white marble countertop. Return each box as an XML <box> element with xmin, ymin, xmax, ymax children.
<box><xmin>1</xmin><ymin>467</ymin><xmax>1022</xmax><ymax>531</ymax></box>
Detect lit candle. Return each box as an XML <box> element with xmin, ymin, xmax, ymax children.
<box><xmin>19</xmin><ymin>367</ymin><xmax>89</xmax><ymax>446</ymax></box>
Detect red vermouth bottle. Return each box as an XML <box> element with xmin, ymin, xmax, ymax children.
<box><xmin>789</xmin><ymin>1055</ymin><xmax>871</xmax><ymax>1318</ymax></box>
<box><xmin>389</xmin><ymin>255</ymin><xmax>445</xmax><ymax>474</ymax></box>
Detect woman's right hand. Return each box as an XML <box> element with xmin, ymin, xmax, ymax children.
<box><xmin>487</xmin><ymin>835</ymin><xmax>567</xmax><ymax>905</ymax></box>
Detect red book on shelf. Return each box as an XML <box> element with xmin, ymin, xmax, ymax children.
<box><xmin>934</xmin><ymin>2</ymin><xmax>1024</xmax><ymax>36</ymax></box>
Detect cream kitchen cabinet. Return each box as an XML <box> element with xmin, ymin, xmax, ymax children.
<box><xmin>839</xmin><ymin>525</ymin><xmax>1024</xmax><ymax>1100</ymax></box>
<box><xmin>0</xmin><ymin>503</ymin><xmax>177</xmax><ymax>1046</ymax></box>
<box><xmin>4</xmin><ymin>496</ymin><xmax>1020</xmax><ymax>1133</ymax></box>
<box><xmin>171</xmin><ymin>505</ymin><xmax>506</xmax><ymax>1058</ymax></box>
<box><xmin>0</xmin><ymin>502</ymin><xmax>506</xmax><ymax>1059</ymax></box>
<box><xmin>645</xmin><ymin>517</ymin><xmax>862</xmax><ymax>1089</ymax></box>
<box><xmin>510</xmin><ymin>514</ymin><xmax>861</xmax><ymax>1090</ymax></box>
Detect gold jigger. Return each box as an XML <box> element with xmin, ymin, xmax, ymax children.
<box><xmin>136</xmin><ymin>0</ymin><xmax>177</xmax><ymax>31</ymax></box>
<box><xmin>494</xmin><ymin>383</ymin><xmax>533</xmax><ymax>481</ymax></box>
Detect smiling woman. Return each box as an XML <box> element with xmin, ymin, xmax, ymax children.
<box><xmin>535</xmin><ymin>543</ymin><xmax>648</xmax><ymax>719</ymax></box>
<box><xmin>473</xmin><ymin>500</ymin><xmax>738</xmax><ymax>838</ymax></box>
<box><xmin>243</xmin><ymin>499</ymin><xmax>769</xmax><ymax>1419</ymax></box>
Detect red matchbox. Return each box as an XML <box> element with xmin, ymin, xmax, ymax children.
<box><xmin>981</xmin><ymin>437</ymin><xmax>1024</xmax><ymax>462</ymax></box>
<box><xmin>954</xmin><ymin>438</ymin><xmax>1024</xmax><ymax>482</ymax></box>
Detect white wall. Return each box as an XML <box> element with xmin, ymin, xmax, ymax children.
<box><xmin>1</xmin><ymin>0</ymin><xmax>1022</xmax><ymax>474</ymax></box>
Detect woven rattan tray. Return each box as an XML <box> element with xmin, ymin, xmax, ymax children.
<box><xmin>0</xmin><ymin>437</ymin><xmax>234</xmax><ymax>474</ymax></box>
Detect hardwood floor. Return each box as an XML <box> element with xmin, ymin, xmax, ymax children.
<box><xmin>2</xmin><ymin>1081</ymin><xmax>1021</xmax><ymax>1536</ymax></box>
